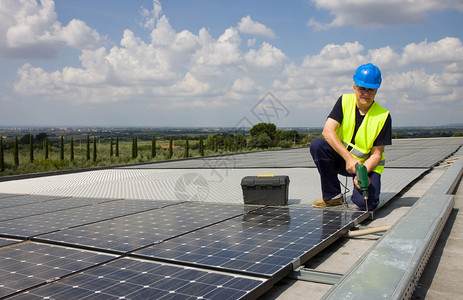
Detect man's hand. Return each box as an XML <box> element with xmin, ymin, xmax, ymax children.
<box><xmin>346</xmin><ymin>157</ymin><xmax>361</xmax><ymax>175</ymax></box>
<box><xmin>354</xmin><ymin>174</ymin><xmax>371</xmax><ymax>190</ymax></box>
<box><xmin>323</xmin><ymin>118</ymin><xmax>361</xmax><ymax>173</ymax></box>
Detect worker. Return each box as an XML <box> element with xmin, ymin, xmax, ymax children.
<box><xmin>310</xmin><ymin>63</ymin><xmax>392</xmax><ymax>210</ymax></box>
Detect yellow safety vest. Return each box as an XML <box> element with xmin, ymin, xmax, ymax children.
<box><xmin>335</xmin><ymin>94</ymin><xmax>389</xmax><ymax>174</ymax></box>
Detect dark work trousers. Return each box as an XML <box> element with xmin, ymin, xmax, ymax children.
<box><xmin>309</xmin><ymin>138</ymin><xmax>380</xmax><ymax>210</ymax></box>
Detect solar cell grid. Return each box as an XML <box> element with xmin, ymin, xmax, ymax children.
<box><xmin>0</xmin><ymin>196</ymin><xmax>116</xmax><ymax>222</ymax></box>
<box><xmin>0</xmin><ymin>193</ymin><xmax>19</xmax><ymax>199</ymax></box>
<box><xmin>0</xmin><ymin>237</ymin><xmax>20</xmax><ymax>247</ymax></box>
<box><xmin>0</xmin><ymin>194</ymin><xmax>68</xmax><ymax>209</ymax></box>
<box><xmin>133</xmin><ymin>207</ymin><xmax>366</xmax><ymax>279</ymax></box>
<box><xmin>0</xmin><ymin>199</ymin><xmax>180</xmax><ymax>239</ymax></box>
<box><xmin>36</xmin><ymin>202</ymin><xmax>260</xmax><ymax>253</ymax></box>
<box><xmin>11</xmin><ymin>257</ymin><xmax>268</xmax><ymax>300</ymax></box>
<box><xmin>0</xmin><ymin>242</ymin><xmax>116</xmax><ymax>298</ymax></box>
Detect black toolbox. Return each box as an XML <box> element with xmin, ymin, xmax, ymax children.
<box><xmin>241</xmin><ymin>175</ymin><xmax>290</xmax><ymax>206</ymax></box>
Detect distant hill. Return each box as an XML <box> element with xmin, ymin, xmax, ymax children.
<box><xmin>442</xmin><ymin>123</ymin><xmax>463</xmax><ymax>128</ymax></box>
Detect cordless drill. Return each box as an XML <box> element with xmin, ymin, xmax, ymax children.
<box><xmin>355</xmin><ymin>164</ymin><xmax>369</xmax><ymax>210</ymax></box>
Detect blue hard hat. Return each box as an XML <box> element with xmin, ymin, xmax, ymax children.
<box><xmin>353</xmin><ymin>63</ymin><xmax>382</xmax><ymax>89</ymax></box>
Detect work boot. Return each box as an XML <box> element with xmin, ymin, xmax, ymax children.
<box><xmin>312</xmin><ymin>196</ymin><xmax>344</xmax><ymax>208</ymax></box>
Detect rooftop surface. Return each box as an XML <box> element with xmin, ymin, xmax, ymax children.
<box><xmin>0</xmin><ymin>137</ymin><xmax>462</xmax><ymax>299</ymax></box>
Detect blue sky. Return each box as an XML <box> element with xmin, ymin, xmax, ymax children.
<box><xmin>1</xmin><ymin>0</ymin><xmax>462</xmax><ymax>128</ymax></box>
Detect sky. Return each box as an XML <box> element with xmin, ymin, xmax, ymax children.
<box><xmin>1</xmin><ymin>0</ymin><xmax>462</xmax><ymax>128</ymax></box>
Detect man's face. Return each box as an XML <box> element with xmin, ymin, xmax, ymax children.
<box><xmin>354</xmin><ymin>84</ymin><xmax>377</xmax><ymax>108</ymax></box>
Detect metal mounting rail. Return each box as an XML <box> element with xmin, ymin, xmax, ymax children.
<box><xmin>288</xmin><ymin>267</ymin><xmax>343</xmax><ymax>285</ymax></box>
<box><xmin>322</xmin><ymin>149</ymin><xmax>463</xmax><ymax>300</ymax></box>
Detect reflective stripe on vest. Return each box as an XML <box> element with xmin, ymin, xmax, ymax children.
<box><xmin>336</xmin><ymin>94</ymin><xmax>389</xmax><ymax>174</ymax></box>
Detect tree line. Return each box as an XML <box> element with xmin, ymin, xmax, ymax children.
<box><xmin>0</xmin><ymin>123</ymin><xmax>314</xmax><ymax>176</ymax></box>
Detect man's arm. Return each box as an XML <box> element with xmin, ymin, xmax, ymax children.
<box><xmin>322</xmin><ymin>117</ymin><xmax>360</xmax><ymax>174</ymax></box>
<box><xmin>353</xmin><ymin>145</ymin><xmax>383</xmax><ymax>190</ymax></box>
<box><xmin>363</xmin><ymin>145</ymin><xmax>384</xmax><ymax>173</ymax></box>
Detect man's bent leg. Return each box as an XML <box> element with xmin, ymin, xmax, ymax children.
<box><xmin>310</xmin><ymin>138</ymin><xmax>344</xmax><ymax>201</ymax></box>
<box><xmin>351</xmin><ymin>172</ymin><xmax>381</xmax><ymax>210</ymax></box>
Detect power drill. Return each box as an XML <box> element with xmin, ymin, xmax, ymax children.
<box><xmin>355</xmin><ymin>164</ymin><xmax>369</xmax><ymax>210</ymax></box>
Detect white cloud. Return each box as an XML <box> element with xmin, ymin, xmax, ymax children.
<box><xmin>272</xmin><ymin>37</ymin><xmax>463</xmax><ymax>120</ymax></box>
<box><xmin>401</xmin><ymin>37</ymin><xmax>463</xmax><ymax>65</ymax></box>
<box><xmin>190</xmin><ymin>27</ymin><xmax>242</xmax><ymax>77</ymax></box>
<box><xmin>237</xmin><ymin>15</ymin><xmax>276</xmax><ymax>38</ymax></box>
<box><xmin>0</xmin><ymin>0</ymin><xmax>102</xmax><ymax>59</ymax></box>
<box><xmin>60</xmin><ymin>19</ymin><xmax>102</xmax><ymax>49</ymax></box>
<box><xmin>308</xmin><ymin>0</ymin><xmax>463</xmax><ymax>30</ymax></box>
<box><xmin>232</xmin><ymin>77</ymin><xmax>255</xmax><ymax>92</ymax></box>
<box><xmin>244</xmin><ymin>42</ymin><xmax>287</xmax><ymax>71</ymax></box>
<box><xmin>9</xmin><ymin>0</ymin><xmax>463</xmax><ymax>126</ymax></box>
<box><xmin>247</xmin><ymin>38</ymin><xmax>256</xmax><ymax>47</ymax></box>
<box><xmin>141</xmin><ymin>0</ymin><xmax>162</xmax><ymax>30</ymax></box>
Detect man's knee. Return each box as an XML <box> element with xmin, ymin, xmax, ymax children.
<box><xmin>310</xmin><ymin>138</ymin><xmax>325</xmax><ymax>154</ymax></box>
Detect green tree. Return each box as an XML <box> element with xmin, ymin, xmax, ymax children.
<box><xmin>0</xmin><ymin>137</ymin><xmax>4</xmax><ymax>172</ymax></box>
<box><xmin>86</xmin><ymin>135</ymin><xmax>90</xmax><ymax>161</ymax></box>
<box><xmin>249</xmin><ymin>133</ymin><xmax>273</xmax><ymax>149</ymax></box>
<box><xmin>250</xmin><ymin>123</ymin><xmax>276</xmax><ymax>140</ymax></box>
<box><xmin>115</xmin><ymin>134</ymin><xmax>119</xmax><ymax>157</ymax></box>
<box><xmin>93</xmin><ymin>137</ymin><xmax>97</xmax><ymax>162</ymax></box>
<box><xmin>70</xmin><ymin>137</ymin><xmax>75</xmax><ymax>161</ymax></box>
<box><xmin>151</xmin><ymin>136</ymin><xmax>156</xmax><ymax>158</ymax></box>
<box><xmin>199</xmin><ymin>135</ymin><xmax>204</xmax><ymax>156</ymax></box>
<box><xmin>14</xmin><ymin>136</ymin><xmax>19</xmax><ymax>167</ymax></box>
<box><xmin>132</xmin><ymin>136</ymin><xmax>138</xmax><ymax>159</ymax></box>
<box><xmin>168</xmin><ymin>136</ymin><xmax>173</xmax><ymax>159</ymax></box>
<box><xmin>110</xmin><ymin>137</ymin><xmax>114</xmax><ymax>157</ymax></box>
<box><xmin>19</xmin><ymin>134</ymin><xmax>33</xmax><ymax>144</ymax></box>
<box><xmin>135</xmin><ymin>137</ymin><xmax>138</xmax><ymax>158</ymax></box>
<box><xmin>44</xmin><ymin>137</ymin><xmax>49</xmax><ymax>159</ymax></box>
<box><xmin>35</xmin><ymin>132</ymin><xmax>48</xmax><ymax>144</ymax></box>
<box><xmin>275</xmin><ymin>129</ymin><xmax>300</xmax><ymax>145</ymax></box>
<box><xmin>184</xmin><ymin>136</ymin><xmax>189</xmax><ymax>158</ymax></box>
<box><xmin>29</xmin><ymin>134</ymin><xmax>34</xmax><ymax>163</ymax></box>
<box><xmin>249</xmin><ymin>123</ymin><xmax>277</xmax><ymax>149</ymax></box>
<box><xmin>60</xmin><ymin>135</ymin><xmax>64</xmax><ymax>161</ymax></box>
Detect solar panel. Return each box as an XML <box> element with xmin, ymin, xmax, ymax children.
<box><xmin>0</xmin><ymin>196</ymin><xmax>118</xmax><ymax>222</ymax></box>
<box><xmin>121</xmin><ymin>148</ymin><xmax>314</xmax><ymax>169</ymax></box>
<box><xmin>385</xmin><ymin>140</ymin><xmax>461</xmax><ymax>168</ymax></box>
<box><xmin>0</xmin><ymin>242</ymin><xmax>116</xmax><ymax>298</ymax></box>
<box><xmin>0</xmin><ymin>194</ymin><xmax>68</xmax><ymax>209</ymax></box>
<box><xmin>133</xmin><ymin>207</ymin><xmax>367</xmax><ymax>281</ymax></box>
<box><xmin>0</xmin><ymin>237</ymin><xmax>20</xmax><ymax>248</ymax></box>
<box><xmin>0</xmin><ymin>193</ymin><xmax>19</xmax><ymax>199</ymax></box>
<box><xmin>35</xmin><ymin>202</ymin><xmax>259</xmax><ymax>253</ymax></box>
<box><xmin>0</xmin><ymin>199</ymin><xmax>181</xmax><ymax>239</ymax></box>
<box><xmin>11</xmin><ymin>257</ymin><xmax>269</xmax><ymax>300</ymax></box>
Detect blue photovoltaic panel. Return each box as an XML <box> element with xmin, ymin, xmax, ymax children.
<box><xmin>133</xmin><ymin>207</ymin><xmax>367</xmax><ymax>280</ymax></box>
<box><xmin>0</xmin><ymin>196</ymin><xmax>117</xmax><ymax>222</ymax></box>
<box><xmin>0</xmin><ymin>199</ymin><xmax>181</xmax><ymax>239</ymax></box>
<box><xmin>0</xmin><ymin>194</ymin><xmax>68</xmax><ymax>209</ymax></box>
<box><xmin>10</xmin><ymin>257</ymin><xmax>269</xmax><ymax>300</ymax></box>
<box><xmin>0</xmin><ymin>193</ymin><xmax>20</xmax><ymax>199</ymax></box>
<box><xmin>0</xmin><ymin>237</ymin><xmax>20</xmax><ymax>248</ymax></box>
<box><xmin>0</xmin><ymin>242</ymin><xmax>116</xmax><ymax>298</ymax></box>
<box><xmin>35</xmin><ymin>202</ymin><xmax>259</xmax><ymax>253</ymax></box>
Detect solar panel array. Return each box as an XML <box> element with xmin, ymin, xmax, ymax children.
<box><xmin>0</xmin><ymin>242</ymin><xmax>116</xmax><ymax>298</ymax></box>
<box><xmin>133</xmin><ymin>208</ymin><xmax>363</xmax><ymax>281</ymax></box>
<box><xmin>0</xmin><ymin>194</ymin><xmax>367</xmax><ymax>299</ymax></box>
<box><xmin>120</xmin><ymin>137</ymin><xmax>463</xmax><ymax>170</ymax></box>
<box><xmin>121</xmin><ymin>148</ymin><xmax>314</xmax><ymax>169</ymax></box>
<box><xmin>1</xmin><ymin>137</ymin><xmax>461</xmax><ymax>299</ymax></box>
<box><xmin>10</xmin><ymin>258</ymin><xmax>269</xmax><ymax>300</ymax></box>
